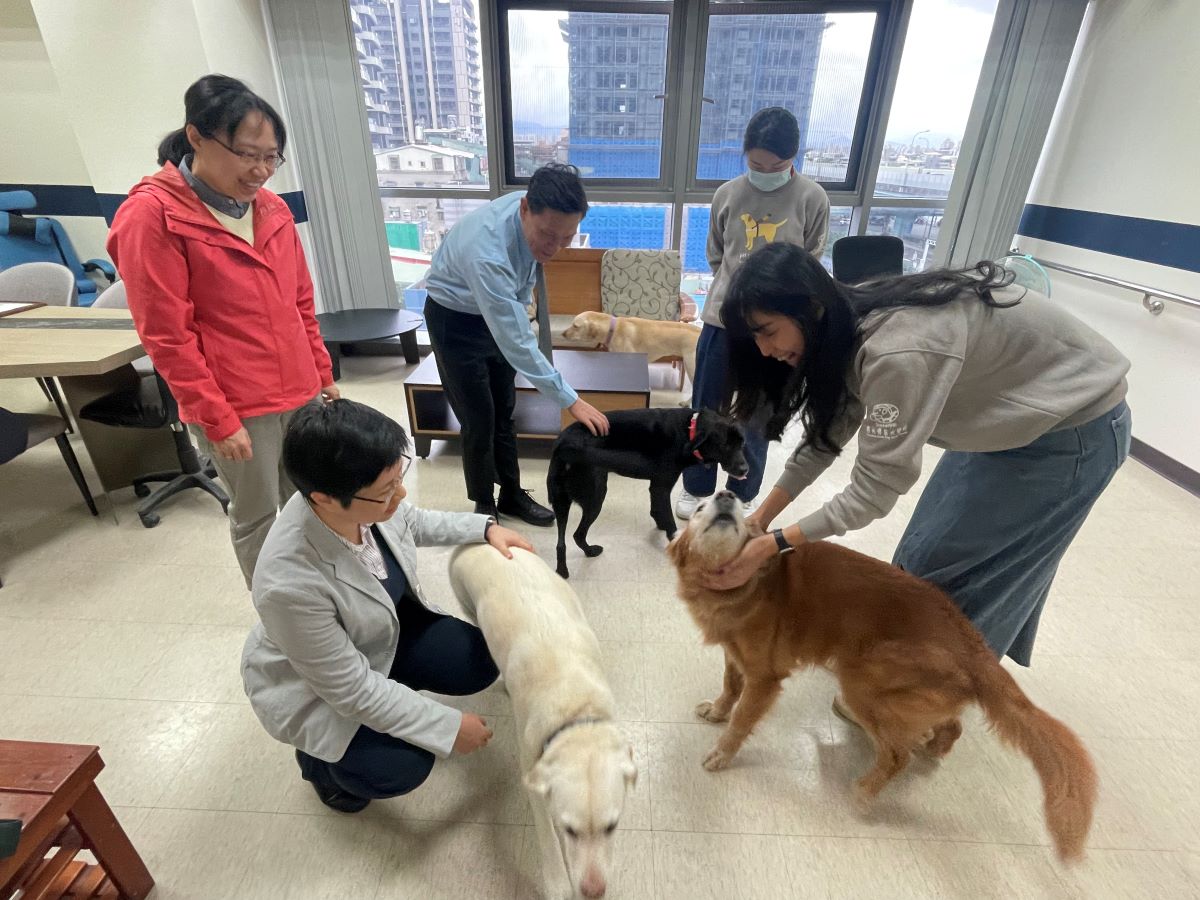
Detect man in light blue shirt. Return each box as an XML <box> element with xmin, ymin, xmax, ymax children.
<box><xmin>424</xmin><ymin>163</ymin><xmax>609</xmax><ymax>526</ymax></box>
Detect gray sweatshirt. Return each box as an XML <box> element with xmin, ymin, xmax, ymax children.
<box><xmin>781</xmin><ymin>287</ymin><xmax>1130</xmax><ymax>542</ymax></box>
<box><xmin>702</xmin><ymin>171</ymin><xmax>830</xmax><ymax>328</ymax></box>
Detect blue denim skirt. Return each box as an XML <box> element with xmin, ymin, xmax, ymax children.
<box><xmin>893</xmin><ymin>401</ymin><xmax>1132</xmax><ymax>666</ymax></box>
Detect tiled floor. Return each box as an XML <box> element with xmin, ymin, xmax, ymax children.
<box><xmin>2</xmin><ymin>356</ymin><xmax>1198</xmax><ymax>899</ymax></box>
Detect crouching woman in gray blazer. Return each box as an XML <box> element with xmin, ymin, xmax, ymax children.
<box><xmin>242</xmin><ymin>399</ymin><xmax>531</xmax><ymax>813</ymax></box>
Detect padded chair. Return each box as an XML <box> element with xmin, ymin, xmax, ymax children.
<box><xmin>831</xmin><ymin>235</ymin><xmax>905</xmax><ymax>284</ymax></box>
<box><xmin>79</xmin><ymin>282</ymin><xmax>229</xmax><ymax>528</ymax></box>
<box><xmin>599</xmin><ymin>248</ymin><xmax>687</xmax><ymax>389</ymax></box>
<box><xmin>0</xmin><ymin>261</ymin><xmax>78</xmax><ymax>429</ymax></box>
<box><xmin>0</xmin><ymin>407</ymin><xmax>98</xmax><ymax>517</ymax></box>
<box><xmin>0</xmin><ymin>190</ymin><xmax>115</xmax><ymax>303</ymax></box>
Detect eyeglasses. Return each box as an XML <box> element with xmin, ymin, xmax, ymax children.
<box><xmin>210</xmin><ymin>135</ymin><xmax>286</xmax><ymax>170</ymax></box>
<box><xmin>352</xmin><ymin>454</ymin><xmax>412</xmax><ymax>504</ymax></box>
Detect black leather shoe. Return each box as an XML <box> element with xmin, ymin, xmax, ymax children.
<box><xmin>296</xmin><ymin>751</ymin><xmax>370</xmax><ymax>813</ymax></box>
<box><xmin>497</xmin><ymin>488</ymin><xmax>555</xmax><ymax>527</ymax></box>
<box><xmin>474</xmin><ymin>500</ymin><xmax>500</xmax><ymax>518</ymax></box>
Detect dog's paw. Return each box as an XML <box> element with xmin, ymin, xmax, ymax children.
<box><xmin>702</xmin><ymin>746</ymin><xmax>733</xmax><ymax>771</ymax></box>
<box><xmin>582</xmin><ymin>543</ymin><xmax>604</xmax><ymax>558</ymax></box>
<box><xmin>695</xmin><ymin>700</ymin><xmax>729</xmax><ymax>723</ymax></box>
<box><xmin>555</xmin><ymin>565</ymin><xmax>570</xmax><ymax>579</ymax></box>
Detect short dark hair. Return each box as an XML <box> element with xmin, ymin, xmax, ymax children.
<box><xmin>526</xmin><ymin>162</ymin><xmax>588</xmax><ymax>216</ymax></box>
<box><xmin>743</xmin><ymin>107</ymin><xmax>800</xmax><ymax>161</ymax></box>
<box><xmin>282</xmin><ymin>400</ymin><xmax>410</xmax><ymax>507</ymax></box>
<box><xmin>158</xmin><ymin>74</ymin><xmax>288</xmax><ymax>167</ymax></box>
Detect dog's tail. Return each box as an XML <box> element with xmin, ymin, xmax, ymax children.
<box><xmin>970</xmin><ymin>650</ymin><xmax>1097</xmax><ymax>861</ymax></box>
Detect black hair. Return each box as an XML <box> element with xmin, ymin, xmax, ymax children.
<box><xmin>158</xmin><ymin>74</ymin><xmax>288</xmax><ymax>167</ymax></box>
<box><xmin>743</xmin><ymin>107</ymin><xmax>800</xmax><ymax>161</ymax></box>
<box><xmin>282</xmin><ymin>399</ymin><xmax>410</xmax><ymax>507</ymax></box>
<box><xmin>720</xmin><ymin>242</ymin><xmax>1021</xmax><ymax>453</ymax></box>
<box><xmin>526</xmin><ymin>162</ymin><xmax>588</xmax><ymax>216</ymax></box>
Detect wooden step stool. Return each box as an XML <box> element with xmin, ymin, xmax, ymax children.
<box><xmin>0</xmin><ymin>741</ymin><xmax>153</xmax><ymax>899</ymax></box>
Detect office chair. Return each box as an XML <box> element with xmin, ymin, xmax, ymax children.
<box><xmin>80</xmin><ymin>282</ymin><xmax>229</xmax><ymax>528</ymax></box>
<box><xmin>831</xmin><ymin>235</ymin><xmax>905</xmax><ymax>284</ymax></box>
<box><xmin>0</xmin><ymin>190</ymin><xmax>116</xmax><ymax>303</ymax></box>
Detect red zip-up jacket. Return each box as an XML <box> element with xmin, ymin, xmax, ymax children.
<box><xmin>107</xmin><ymin>163</ymin><xmax>332</xmax><ymax>441</ymax></box>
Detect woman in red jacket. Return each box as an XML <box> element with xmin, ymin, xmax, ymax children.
<box><xmin>108</xmin><ymin>75</ymin><xmax>337</xmax><ymax>587</ymax></box>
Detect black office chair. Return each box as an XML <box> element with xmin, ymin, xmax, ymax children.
<box><xmin>831</xmin><ymin>235</ymin><xmax>905</xmax><ymax>284</ymax></box>
<box><xmin>79</xmin><ymin>370</ymin><xmax>229</xmax><ymax>528</ymax></box>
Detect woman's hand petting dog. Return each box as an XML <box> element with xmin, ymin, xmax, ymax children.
<box><xmin>453</xmin><ymin>713</ymin><xmax>493</xmax><ymax>754</ymax></box>
<box><xmin>701</xmin><ymin>532</ymin><xmax>779</xmax><ymax>590</ymax></box>
<box><xmin>486</xmin><ymin>524</ymin><xmax>534</xmax><ymax>559</ymax></box>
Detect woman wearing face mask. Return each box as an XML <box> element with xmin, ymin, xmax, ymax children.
<box><xmin>676</xmin><ymin>107</ymin><xmax>830</xmax><ymax>522</ymax></box>
<box><xmin>107</xmin><ymin>74</ymin><xmax>337</xmax><ymax>587</ymax></box>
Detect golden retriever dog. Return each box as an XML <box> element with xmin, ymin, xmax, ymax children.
<box><xmin>562</xmin><ymin>310</ymin><xmax>700</xmax><ymax>386</ymax></box>
<box><xmin>450</xmin><ymin>545</ymin><xmax>637</xmax><ymax>899</ymax></box>
<box><xmin>667</xmin><ymin>491</ymin><xmax>1098</xmax><ymax>861</ymax></box>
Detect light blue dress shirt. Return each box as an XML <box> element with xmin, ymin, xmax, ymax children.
<box><xmin>425</xmin><ymin>191</ymin><xmax>577</xmax><ymax>407</ymax></box>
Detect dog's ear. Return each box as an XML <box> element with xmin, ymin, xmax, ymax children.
<box><xmin>523</xmin><ymin>762</ymin><xmax>551</xmax><ymax>797</ymax></box>
<box><xmin>622</xmin><ymin>744</ymin><xmax>639</xmax><ymax>790</ymax></box>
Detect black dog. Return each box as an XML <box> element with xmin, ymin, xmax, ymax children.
<box><xmin>548</xmin><ymin>408</ymin><xmax>749</xmax><ymax>578</ymax></box>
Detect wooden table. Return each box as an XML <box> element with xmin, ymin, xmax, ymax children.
<box><xmin>0</xmin><ymin>741</ymin><xmax>153</xmax><ymax>898</ymax></box>
<box><xmin>0</xmin><ymin>306</ymin><xmax>176</xmax><ymax>496</ymax></box>
<box><xmin>404</xmin><ymin>348</ymin><xmax>650</xmax><ymax>457</ymax></box>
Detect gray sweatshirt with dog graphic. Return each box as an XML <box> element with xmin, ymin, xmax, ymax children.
<box><xmin>702</xmin><ymin>172</ymin><xmax>830</xmax><ymax>328</ymax></box>
<box><xmin>779</xmin><ymin>287</ymin><xmax>1130</xmax><ymax>542</ymax></box>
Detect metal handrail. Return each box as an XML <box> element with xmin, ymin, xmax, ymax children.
<box><xmin>1025</xmin><ymin>256</ymin><xmax>1200</xmax><ymax>316</ymax></box>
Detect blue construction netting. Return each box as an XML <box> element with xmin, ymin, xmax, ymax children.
<box><xmin>683</xmin><ymin>206</ymin><xmax>711</xmax><ymax>272</ymax></box>
<box><xmin>583</xmin><ymin>205</ymin><xmax>667</xmax><ymax>250</ymax></box>
<box><xmin>566</xmin><ymin>139</ymin><xmax>659</xmax><ymax>179</ymax></box>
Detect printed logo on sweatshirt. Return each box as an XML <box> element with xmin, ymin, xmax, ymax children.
<box><xmin>739</xmin><ymin>213</ymin><xmax>789</xmax><ymax>250</ymax></box>
<box><xmin>865</xmin><ymin>403</ymin><xmax>908</xmax><ymax>439</ymax></box>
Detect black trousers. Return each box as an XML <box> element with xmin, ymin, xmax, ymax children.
<box><xmin>424</xmin><ymin>299</ymin><xmax>523</xmax><ymax>503</ymax></box>
<box><xmin>296</xmin><ymin>601</ymin><xmax>498</xmax><ymax>800</ymax></box>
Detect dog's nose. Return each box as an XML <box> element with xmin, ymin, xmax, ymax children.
<box><xmin>714</xmin><ymin>490</ymin><xmax>737</xmax><ymax>507</ymax></box>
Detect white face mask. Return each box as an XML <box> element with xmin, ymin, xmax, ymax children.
<box><xmin>747</xmin><ymin>167</ymin><xmax>793</xmax><ymax>192</ymax></box>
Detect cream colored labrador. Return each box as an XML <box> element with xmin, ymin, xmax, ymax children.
<box><xmin>450</xmin><ymin>545</ymin><xmax>637</xmax><ymax>900</ymax></box>
<box><xmin>562</xmin><ymin>310</ymin><xmax>700</xmax><ymax>387</ymax></box>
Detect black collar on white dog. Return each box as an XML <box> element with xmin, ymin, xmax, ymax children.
<box><xmin>540</xmin><ymin>716</ymin><xmax>607</xmax><ymax>759</ymax></box>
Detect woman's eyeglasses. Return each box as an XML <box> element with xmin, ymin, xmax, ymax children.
<box><xmin>211</xmin><ymin>135</ymin><xmax>286</xmax><ymax>169</ymax></box>
<box><xmin>352</xmin><ymin>454</ymin><xmax>413</xmax><ymax>504</ymax></box>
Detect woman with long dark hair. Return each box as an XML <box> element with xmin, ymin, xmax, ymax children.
<box><xmin>107</xmin><ymin>74</ymin><xmax>337</xmax><ymax>586</ymax></box>
<box><xmin>706</xmin><ymin>242</ymin><xmax>1131</xmax><ymax>672</ymax></box>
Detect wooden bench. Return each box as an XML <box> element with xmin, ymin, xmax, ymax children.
<box><xmin>0</xmin><ymin>741</ymin><xmax>153</xmax><ymax>899</ymax></box>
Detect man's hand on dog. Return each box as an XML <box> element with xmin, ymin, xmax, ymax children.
<box><xmin>568</xmin><ymin>398</ymin><xmax>611</xmax><ymax>436</ymax></box>
<box><xmin>486</xmin><ymin>524</ymin><xmax>534</xmax><ymax>559</ymax></box>
<box><xmin>454</xmin><ymin>713</ymin><xmax>493</xmax><ymax>754</ymax></box>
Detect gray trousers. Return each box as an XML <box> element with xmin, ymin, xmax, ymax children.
<box><xmin>190</xmin><ymin>404</ymin><xmax>307</xmax><ymax>588</ymax></box>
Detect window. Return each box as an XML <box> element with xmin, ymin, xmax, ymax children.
<box><xmin>698</xmin><ymin>10</ymin><xmax>878</xmax><ymax>188</ymax></box>
<box><xmin>379</xmin><ymin>197</ymin><xmax>490</xmax><ymax>310</ymax></box>
<box><xmin>503</xmin><ymin>8</ymin><xmax>670</xmax><ymax>181</ymax></box>
<box><xmin>349</xmin><ymin>0</ymin><xmax>490</xmax><ymax>190</ymax></box>
<box><xmin>866</xmin><ymin>207</ymin><xmax>945</xmax><ymax>273</ymax></box>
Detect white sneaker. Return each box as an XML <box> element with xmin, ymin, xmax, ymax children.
<box><xmin>675</xmin><ymin>490</ymin><xmax>703</xmax><ymax>520</ymax></box>
<box><xmin>741</xmin><ymin>497</ymin><xmax>758</xmax><ymax>516</ymax></box>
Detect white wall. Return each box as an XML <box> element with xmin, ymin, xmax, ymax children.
<box><xmin>1</xmin><ymin>0</ymin><xmax>308</xmax><ymax>273</ymax></box>
<box><xmin>0</xmin><ymin>0</ymin><xmax>110</xmax><ymax>260</ymax></box>
<box><xmin>1018</xmin><ymin>0</ymin><xmax>1200</xmax><ymax>472</ymax></box>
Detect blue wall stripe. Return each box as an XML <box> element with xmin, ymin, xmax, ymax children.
<box><xmin>1</xmin><ymin>183</ymin><xmax>308</xmax><ymax>226</ymax></box>
<box><xmin>1018</xmin><ymin>204</ymin><xmax>1200</xmax><ymax>274</ymax></box>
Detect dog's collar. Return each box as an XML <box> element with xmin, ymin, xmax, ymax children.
<box><xmin>688</xmin><ymin>412</ymin><xmax>704</xmax><ymax>463</ymax></box>
<box><xmin>598</xmin><ymin>315</ymin><xmax>618</xmax><ymax>351</ymax></box>
<box><xmin>540</xmin><ymin>716</ymin><xmax>607</xmax><ymax>759</ymax></box>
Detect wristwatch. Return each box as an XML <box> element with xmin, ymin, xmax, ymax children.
<box><xmin>483</xmin><ymin>516</ymin><xmax>497</xmax><ymax>540</ymax></box>
<box><xmin>771</xmin><ymin>528</ymin><xmax>795</xmax><ymax>555</ymax></box>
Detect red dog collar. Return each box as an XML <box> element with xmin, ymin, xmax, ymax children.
<box><xmin>599</xmin><ymin>314</ymin><xmax>618</xmax><ymax>351</ymax></box>
<box><xmin>688</xmin><ymin>412</ymin><xmax>704</xmax><ymax>462</ymax></box>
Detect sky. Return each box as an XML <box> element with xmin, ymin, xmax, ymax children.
<box><xmin>505</xmin><ymin>0</ymin><xmax>999</xmax><ymax>148</ymax></box>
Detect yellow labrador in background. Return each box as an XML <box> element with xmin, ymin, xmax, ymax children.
<box><xmin>563</xmin><ymin>310</ymin><xmax>700</xmax><ymax>387</ymax></box>
<box><xmin>450</xmin><ymin>545</ymin><xmax>637</xmax><ymax>900</ymax></box>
